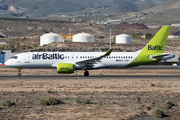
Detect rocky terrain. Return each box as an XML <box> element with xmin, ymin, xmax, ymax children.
<box><xmin>0</xmin><ymin>68</ymin><xmax>180</xmax><ymax>119</ymax></box>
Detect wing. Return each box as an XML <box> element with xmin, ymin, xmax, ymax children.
<box><xmin>76</xmin><ymin>48</ymin><xmax>113</xmax><ymax>67</ymax></box>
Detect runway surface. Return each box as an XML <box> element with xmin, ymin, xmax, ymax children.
<box><xmin>1</xmin><ymin>65</ymin><xmax>180</xmax><ymax>69</ymax></box>
<box><xmin>0</xmin><ymin>75</ymin><xmax>180</xmax><ymax>79</ymax></box>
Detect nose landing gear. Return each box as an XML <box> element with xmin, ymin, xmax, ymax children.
<box><xmin>17</xmin><ymin>68</ymin><xmax>22</xmax><ymax>77</ymax></box>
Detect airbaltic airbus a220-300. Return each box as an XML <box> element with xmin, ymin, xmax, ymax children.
<box><xmin>5</xmin><ymin>26</ymin><xmax>175</xmax><ymax>76</ymax></box>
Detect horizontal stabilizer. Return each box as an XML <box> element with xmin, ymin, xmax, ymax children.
<box><xmin>152</xmin><ymin>54</ymin><xmax>175</xmax><ymax>60</ymax></box>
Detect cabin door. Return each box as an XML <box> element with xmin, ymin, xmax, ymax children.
<box><xmin>134</xmin><ymin>53</ymin><xmax>139</xmax><ymax>63</ymax></box>
<box><xmin>25</xmin><ymin>53</ymin><xmax>30</xmax><ymax>63</ymax></box>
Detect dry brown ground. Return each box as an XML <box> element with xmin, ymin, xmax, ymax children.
<box><xmin>1</xmin><ymin>68</ymin><xmax>180</xmax><ymax>76</ymax></box>
<box><xmin>0</xmin><ymin>69</ymin><xmax>180</xmax><ymax>120</ymax></box>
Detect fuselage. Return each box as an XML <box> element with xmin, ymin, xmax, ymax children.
<box><xmin>5</xmin><ymin>51</ymin><xmax>141</xmax><ymax>70</ymax></box>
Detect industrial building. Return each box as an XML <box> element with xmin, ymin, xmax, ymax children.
<box><xmin>0</xmin><ymin>51</ymin><xmax>5</xmax><ymax>64</ymax></box>
<box><xmin>72</xmin><ymin>33</ymin><xmax>96</xmax><ymax>42</ymax></box>
<box><xmin>40</xmin><ymin>33</ymin><xmax>63</xmax><ymax>46</ymax></box>
<box><xmin>116</xmin><ymin>34</ymin><xmax>131</xmax><ymax>44</ymax></box>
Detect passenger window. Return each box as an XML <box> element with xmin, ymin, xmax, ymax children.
<box><xmin>116</xmin><ymin>56</ymin><xmax>118</xmax><ymax>58</ymax></box>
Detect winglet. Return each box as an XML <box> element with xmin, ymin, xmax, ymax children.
<box><xmin>103</xmin><ymin>48</ymin><xmax>113</xmax><ymax>56</ymax></box>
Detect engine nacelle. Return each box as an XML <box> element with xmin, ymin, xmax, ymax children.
<box><xmin>57</xmin><ymin>63</ymin><xmax>76</xmax><ymax>73</ymax></box>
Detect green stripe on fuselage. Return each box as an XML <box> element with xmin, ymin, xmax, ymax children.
<box><xmin>125</xmin><ymin>26</ymin><xmax>171</xmax><ymax>68</ymax></box>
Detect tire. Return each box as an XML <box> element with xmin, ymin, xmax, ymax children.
<box><xmin>84</xmin><ymin>71</ymin><xmax>89</xmax><ymax>76</ymax></box>
<box><xmin>17</xmin><ymin>73</ymin><xmax>21</xmax><ymax>77</ymax></box>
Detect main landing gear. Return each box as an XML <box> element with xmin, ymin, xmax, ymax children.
<box><xmin>84</xmin><ymin>71</ymin><xmax>89</xmax><ymax>76</ymax></box>
<box><xmin>17</xmin><ymin>68</ymin><xmax>22</xmax><ymax>77</ymax></box>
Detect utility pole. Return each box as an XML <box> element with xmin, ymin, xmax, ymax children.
<box><xmin>110</xmin><ymin>24</ymin><xmax>111</xmax><ymax>49</ymax></box>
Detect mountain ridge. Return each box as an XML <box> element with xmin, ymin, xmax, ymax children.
<box><xmin>0</xmin><ymin>0</ymin><xmax>167</xmax><ymax>18</ymax></box>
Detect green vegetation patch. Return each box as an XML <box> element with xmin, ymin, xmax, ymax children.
<box><xmin>0</xmin><ymin>98</ymin><xmax>20</xmax><ymax>106</ymax></box>
<box><xmin>39</xmin><ymin>97</ymin><xmax>63</xmax><ymax>106</ymax></box>
<box><xmin>0</xmin><ymin>99</ymin><xmax>14</xmax><ymax>106</ymax></box>
<box><xmin>82</xmin><ymin>98</ymin><xmax>91</xmax><ymax>104</ymax></box>
<box><xmin>164</xmin><ymin>100</ymin><xmax>174</xmax><ymax>109</ymax></box>
<box><xmin>152</xmin><ymin>108</ymin><xmax>164</xmax><ymax>118</ymax></box>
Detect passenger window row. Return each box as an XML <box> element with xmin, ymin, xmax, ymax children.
<box><xmin>64</xmin><ymin>56</ymin><xmax>133</xmax><ymax>59</ymax></box>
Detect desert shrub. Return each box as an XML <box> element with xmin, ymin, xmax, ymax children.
<box><xmin>47</xmin><ymin>90</ymin><xmax>52</xmax><ymax>93</ymax></box>
<box><xmin>82</xmin><ymin>98</ymin><xmax>91</xmax><ymax>104</ymax></box>
<box><xmin>48</xmin><ymin>97</ymin><xmax>63</xmax><ymax>105</ymax></box>
<box><xmin>74</xmin><ymin>98</ymin><xmax>79</xmax><ymax>103</ymax></box>
<box><xmin>136</xmin><ymin>96</ymin><xmax>141</xmax><ymax>102</ymax></box>
<box><xmin>65</xmin><ymin>96</ymin><xmax>69</xmax><ymax>100</ymax></box>
<box><xmin>178</xmin><ymin>103</ymin><xmax>180</xmax><ymax>106</ymax></box>
<box><xmin>39</xmin><ymin>97</ymin><xmax>63</xmax><ymax>106</ymax></box>
<box><xmin>98</xmin><ymin>101</ymin><xmax>103</xmax><ymax>105</ymax></box>
<box><xmin>22</xmin><ymin>45</ymin><xmax>26</xmax><ymax>49</ymax></box>
<box><xmin>98</xmin><ymin>36</ymin><xmax>104</xmax><ymax>39</ymax></box>
<box><xmin>165</xmin><ymin>104</ymin><xmax>172</xmax><ymax>109</ymax></box>
<box><xmin>164</xmin><ymin>100</ymin><xmax>173</xmax><ymax>106</ymax></box>
<box><xmin>0</xmin><ymin>99</ymin><xmax>13</xmax><ymax>106</ymax></box>
<box><xmin>152</xmin><ymin>108</ymin><xmax>164</xmax><ymax>118</ymax></box>
<box><xmin>13</xmin><ymin>98</ymin><xmax>19</xmax><ymax>103</ymax></box>
<box><xmin>164</xmin><ymin>100</ymin><xmax>174</xmax><ymax>109</ymax></box>
<box><xmin>145</xmin><ymin>105</ymin><xmax>151</xmax><ymax>110</ymax></box>
<box><xmin>39</xmin><ymin>99</ymin><xmax>49</xmax><ymax>105</ymax></box>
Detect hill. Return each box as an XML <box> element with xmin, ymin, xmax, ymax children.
<box><xmin>104</xmin><ymin>1</ymin><xmax>137</xmax><ymax>14</ymax></box>
<box><xmin>137</xmin><ymin>1</ymin><xmax>155</xmax><ymax>11</ymax></box>
<box><xmin>140</xmin><ymin>0</ymin><xmax>180</xmax><ymax>24</ymax></box>
<box><xmin>0</xmin><ymin>0</ymin><xmax>167</xmax><ymax>18</ymax></box>
<box><xmin>145</xmin><ymin>0</ymin><xmax>180</xmax><ymax>12</ymax></box>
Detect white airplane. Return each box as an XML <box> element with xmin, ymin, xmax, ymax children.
<box><xmin>5</xmin><ymin>26</ymin><xmax>174</xmax><ymax>76</ymax></box>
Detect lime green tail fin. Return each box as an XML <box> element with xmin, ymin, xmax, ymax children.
<box><xmin>141</xmin><ymin>26</ymin><xmax>171</xmax><ymax>54</ymax></box>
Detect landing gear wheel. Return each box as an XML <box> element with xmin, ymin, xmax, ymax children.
<box><xmin>17</xmin><ymin>70</ymin><xmax>21</xmax><ymax>77</ymax></box>
<box><xmin>84</xmin><ymin>71</ymin><xmax>89</xmax><ymax>76</ymax></box>
<box><xmin>17</xmin><ymin>73</ymin><xmax>21</xmax><ymax>77</ymax></box>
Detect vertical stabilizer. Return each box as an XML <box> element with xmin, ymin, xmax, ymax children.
<box><xmin>141</xmin><ymin>26</ymin><xmax>171</xmax><ymax>54</ymax></box>
<box><xmin>125</xmin><ymin>26</ymin><xmax>171</xmax><ymax>68</ymax></box>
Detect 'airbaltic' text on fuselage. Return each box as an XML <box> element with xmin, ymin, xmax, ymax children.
<box><xmin>32</xmin><ymin>53</ymin><xmax>64</xmax><ymax>60</ymax></box>
<box><xmin>148</xmin><ymin>45</ymin><xmax>163</xmax><ymax>50</ymax></box>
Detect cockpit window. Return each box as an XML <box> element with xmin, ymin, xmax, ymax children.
<box><xmin>10</xmin><ymin>56</ymin><xmax>18</xmax><ymax>59</ymax></box>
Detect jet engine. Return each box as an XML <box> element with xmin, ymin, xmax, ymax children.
<box><xmin>57</xmin><ymin>63</ymin><xmax>76</xmax><ymax>73</ymax></box>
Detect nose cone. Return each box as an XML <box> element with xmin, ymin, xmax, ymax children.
<box><xmin>4</xmin><ymin>60</ymin><xmax>11</xmax><ymax>66</ymax></box>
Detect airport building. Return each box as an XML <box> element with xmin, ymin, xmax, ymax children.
<box><xmin>72</xmin><ymin>33</ymin><xmax>96</xmax><ymax>42</ymax></box>
<box><xmin>40</xmin><ymin>33</ymin><xmax>63</xmax><ymax>46</ymax></box>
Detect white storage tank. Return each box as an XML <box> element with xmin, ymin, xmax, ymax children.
<box><xmin>40</xmin><ymin>33</ymin><xmax>63</xmax><ymax>46</ymax></box>
<box><xmin>72</xmin><ymin>33</ymin><xmax>96</xmax><ymax>42</ymax></box>
<box><xmin>116</xmin><ymin>34</ymin><xmax>131</xmax><ymax>44</ymax></box>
